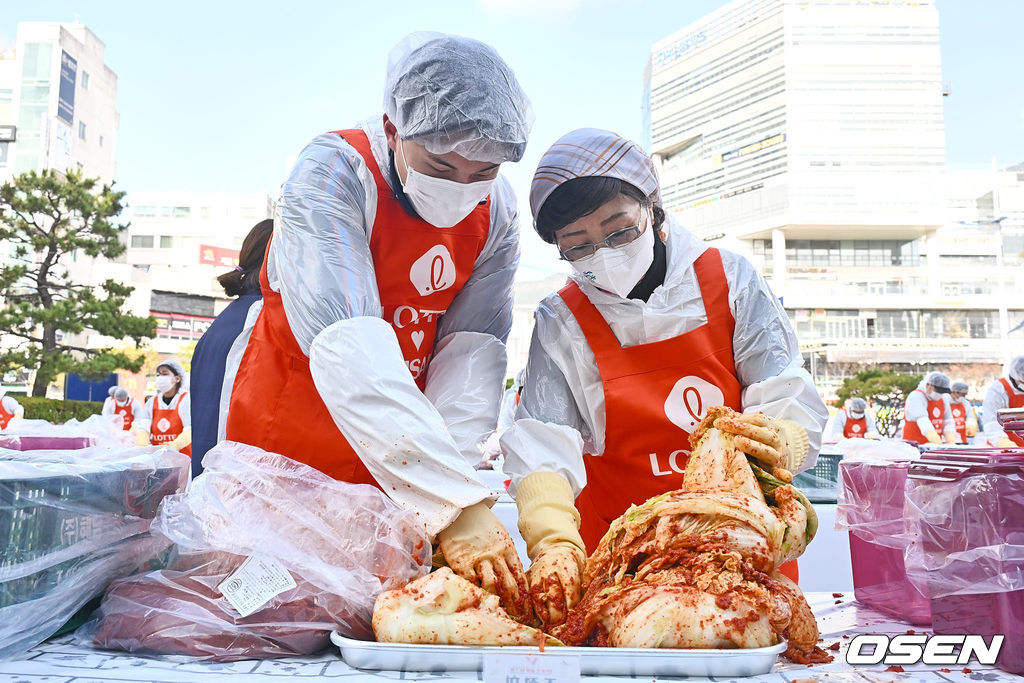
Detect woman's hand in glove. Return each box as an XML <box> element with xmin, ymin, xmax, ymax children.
<box><xmin>712</xmin><ymin>412</ymin><xmax>810</xmax><ymax>478</ymax></box>
<box><xmin>528</xmin><ymin>543</ymin><xmax>585</xmax><ymax>627</ymax></box>
<box><xmin>438</xmin><ymin>501</ymin><xmax>530</xmax><ymax>621</ymax></box>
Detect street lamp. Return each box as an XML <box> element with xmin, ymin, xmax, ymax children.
<box><xmin>956</xmin><ymin>216</ymin><xmax>1008</xmax><ymax>365</ymax></box>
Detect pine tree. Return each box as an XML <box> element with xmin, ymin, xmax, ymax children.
<box><xmin>0</xmin><ymin>169</ymin><xmax>156</xmax><ymax>396</ymax></box>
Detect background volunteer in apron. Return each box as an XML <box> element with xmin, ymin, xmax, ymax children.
<box><xmin>102</xmin><ymin>387</ymin><xmax>142</xmax><ymax>431</ymax></box>
<box><xmin>500</xmin><ymin>128</ymin><xmax>828</xmax><ymax>627</ymax></box>
<box><xmin>902</xmin><ymin>371</ymin><xmax>956</xmax><ymax>445</ymax></box>
<box><xmin>823</xmin><ymin>397</ymin><xmax>879</xmax><ymax>442</ymax></box>
<box><xmin>136</xmin><ymin>359</ymin><xmax>191</xmax><ymax>455</ymax></box>
<box><xmin>0</xmin><ymin>387</ymin><xmax>24</xmax><ymax>429</ymax></box>
<box><xmin>981</xmin><ymin>354</ymin><xmax>1024</xmax><ymax>447</ymax></box>
<box><xmin>225</xmin><ymin>33</ymin><xmax>534</xmax><ymax>610</ymax></box>
<box><xmin>948</xmin><ymin>381</ymin><xmax>978</xmax><ymax>444</ymax></box>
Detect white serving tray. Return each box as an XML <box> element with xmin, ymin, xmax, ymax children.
<box><xmin>331</xmin><ymin>632</ymin><xmax>786</xmax><ymax>677</ymax></box>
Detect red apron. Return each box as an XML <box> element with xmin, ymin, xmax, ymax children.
<box><xmin>949</xmin><ymin>401</ymin><xmax>968</xmax><ymax>443</ymax></box>
<box><xmin>114</xmin><ymin>398</ymin><xmax>135</xmax><ymax>431</ymax></box>
<box><xmin>1000</xmin><ymin>378</ymin><xmax>1024</xmax><ymax>446</ymax></box>
<box><xmin>0</xmin><ymin>400</ymin><xmax>16</xmax><ymax>429</ymax></box>
<box><xmin>903</xmin><ymin>389</ymin><xmax>946</xmax><ymax>444</ymax></box>
<box><xmin>151</xmin><ymin>391</ymin><xmax>191</xmax><ymax>456</ymax></box>
<box><xmin>561</xmin><ymin>248</ymin><xmax>799</xmax><ymax>582</ymax></box>
<box><xmin>225</xmin><ymin>128</ymin><xmax>490</xmax><ymax>482</ymax></box>
<box><xmin>842</xmin><ymin>409</ymin><xmax>867</xmax><ymax>439</ymax></box>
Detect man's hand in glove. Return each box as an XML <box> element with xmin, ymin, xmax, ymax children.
<box><xmin>924</xmin><ymin>429</ymin><xmax>942</xmax><ymax>444</ymax></box>
<box><xmin>712</xmin><ymin>411</ymin><xmax>810</xmax><ymax>479</ymax></box>
<box><xmin>997</xmin><ymin>438</ymin><xmax>1017</xmax><ymax>448</ymax></box>
<box><xmin>966</xmin><ymin>423</ymin><xmax>978</xmax><ymax>438</ymax></box>
<box><xmin>438</xmin><ymin>501</ymin><xmax>529</xmax><ymax>621</ymax></box>
<box><xmin>528</xmin><ymin>543</ymin><xmax>585</xmax><ymax>627</ymax></box>
<box><xmin>135</xmin><ymin>430</ymin><xmax>150</xmax><ymax>447</ymax></box>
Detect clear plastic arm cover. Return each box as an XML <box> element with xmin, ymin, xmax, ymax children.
<box><xmin>78</xmin><ymin>441</ymin><xmax>432</xmax><ymax>660</ymax></box>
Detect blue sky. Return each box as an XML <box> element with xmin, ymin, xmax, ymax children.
<box><xmin>4</xmin><ymin>0</ymin><xmax>1024</xmax><ymax>276</ymax></box>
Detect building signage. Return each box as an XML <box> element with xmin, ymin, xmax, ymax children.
<box><xmin>57</xmin><ymin>51</ymin><xmax>77</xmax><ymax>125</ymax></box>
<box><xmin>198</xmin><ymin>244</ymin><xmax>240</xmax><ymax>267</ymax></box>
<box><xmin>151</xmin><ymin>311</ymin><xmax>214</xmax><ymax>339</ymax></box>
<box><xmin>720</xmin><ymin>134</ymin><xmax>786</xmax><ymax>163</ymax></box>
<box><xmin>653</xmin><ymin>30</ymin><xmax>707</xmax><ymax>67</ymax></box>
<box><xmin>0</xmin><ymin>125</ymin><xmax>16</xmax><ymax>142</ymax></box>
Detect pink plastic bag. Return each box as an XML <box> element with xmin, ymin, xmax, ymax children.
<box><xmin>79</xmin><ymin>441</ymin><xmax>432</xmax><ymax>660</ymax></box>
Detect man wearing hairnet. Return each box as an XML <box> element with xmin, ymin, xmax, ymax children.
<box><xmin>981</xmin><ymin>354</ymin><xmax>1024</xmax><ymax>447</ymax></box>
<box><xmin>902</xmin><ymin>371</ymin><xmax>956</xmax><ymax>444</ymax></box>
<box><xmin>823</xmin><ymin>397</ymin><xmax>879</xmax><ymax>442</ymax></box>
<box><xmin>137</xmin><ymin>359</ymin><xmax>191</xmax><ymax>454</ymax></box>
<box><xmin>225</xmin><ymin>33</ymin><xmax>534</xmax><ymax>614</ymax></box>
<box><xmin>499</xmin><ymin>128</ymin><xmax>828</xmax><ymax>627</ymax></box>
<box><xmin>947</xmin><ymin>381</ymin><xmax>978</xmax><ymax>444</ymax></box>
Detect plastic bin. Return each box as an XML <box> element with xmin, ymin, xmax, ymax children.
<box><xmin>0</xmin><ymin>435</ymin><xmax>94</xmax><ymax>451</ymax></box>
<box><xmin>837</xmin><ymin>459</ymin><xmax>931</xmax><ymax>625</ymax></box>
<box><xmin>907</xmin><ymin>454</ymin><xmax>1024</xmax><ymax>674</ymax></box>
<box><xmin>793</xmin><ymin>451</ymin><xmax>841</xmax><ymax>503</ymax></box>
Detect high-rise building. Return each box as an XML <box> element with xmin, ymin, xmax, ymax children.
<box><xmin>0</xmin><ymin>21</ymin><xmax>118</xmax><ymax>184</ymax></box>
<box><xmin>116</xmin><ymin>191</ymin><xmax>275</xmax><ymax>354</ymax></box>
<box><xmin>645</xmin><ymin>0</ymin><xmax>1021</xmax><ymax>397</ymax></box>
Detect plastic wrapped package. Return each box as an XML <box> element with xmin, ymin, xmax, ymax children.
<box><xmin>0</xmin><ymin>445</ymin><xmax>190</xmax><ymax>659</ymax></box>
<box><xmin>1</xmin><ymin>414</ymin><xmax>134</xmax><ymax>450</ymax></box>
<box><xmin>80</xmin><ymin>440</ymin><xmax>432</xmax><ymax>660</ymax></box>
<box><xmin>903</xmin><ymin>456</ymin><xmax>1024</xmax><ymax>673</ymax></box>
<box><xmin>835</xmin><ymin>457</ymin><xmax>931</xmax><ymax>625</ymax></box>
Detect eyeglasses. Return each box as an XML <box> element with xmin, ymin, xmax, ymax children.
<box><xmin>558</xmin><ymin>224</ymin><xmax>645</xmax><ymax>262</ymax></box>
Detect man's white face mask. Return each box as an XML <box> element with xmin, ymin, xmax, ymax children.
<box><xmin>569</xmin><ymin>211</ymin><xmax>655</xmax><ymax>299</ymax></box>
<box><xmin>399</xmin><ymin>140</ymin><xmax>494</xmax><ymax>228</ymax></box>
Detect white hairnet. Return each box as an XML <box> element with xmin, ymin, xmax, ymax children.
<box><xmin>951</xmin><ymin>381</ymin><xmax>969</xmax><ymax>394</ymax></box>
<box><xmin>925</xmin><ymin>371</ymin><xmax>950</xmax><ymax>392</ymax></box>
<box><xmin>157</xmin><ymin>359</ymin><xmax>189</xmax><ymax>391</ymax></box>
<box><xmin>849</xmin><ymin>397</ymin><xmax>867</xmax><ymax>415</ymax></box>
<box><xmin>113</xmin><ymin>387</ymin><xmax>130</xmax><ymax>402</ymax></box>
<box><xmin>108</xmin><ymin>386</ymin><xmax>117</xmax><ymax>397</ymax></box>
<box><xmin>1010</xmin><ymin>355</ymin><xmax>1024</xmax><ymax>383</ymax></box>
<box><xmin>384</xmin><ymin>32</ymin><xmax>533</xmax><ymax>163</ymax></box>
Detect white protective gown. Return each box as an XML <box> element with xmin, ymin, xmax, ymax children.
<box><xmin>823</xmin><ymin>409</ymin><xmax>880</xmax><ymax>443</ymax></box>
<box><xmin>226</xmin><ymin>119</ymin><xmax>519</xmax><ymax>535</ymax></box>
<box><xmin>981</xmin><ymin>378</ymin><xmax>1023</xmax><ymax>443</ymax></box>
<box><xmin>501</xmin><ymin>218</ymin><xmax>829</xmax><ymax>496</ymax></box>
<box><xmin>903</xmin><ymin>382</ymin><xmax>955</xmax><ymax>438</ymax></box>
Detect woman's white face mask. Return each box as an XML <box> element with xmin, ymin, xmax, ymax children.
<box><xmin>155</xmin><ymin>375</ymin><xmax>175</xmax><ymax>394</ymax></box>
<box><xmin>569</xmin><ymin>211</ymin><xmax>655</xmax><ymax>298</ymax></box>
<box><xmin>399</xmin><ymin>140</ymin><xmax>494</xmax><ymax>228</ymax></box>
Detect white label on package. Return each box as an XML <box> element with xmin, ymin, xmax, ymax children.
<box><xmin>483</xmin><ymin>652</ymin><xmax>581</xmax><ymax>683</ymax></box>
<box><xmin>217</xmin><ymin>553</ymin><xmax>297</xmax><ymax>618</ymax></box>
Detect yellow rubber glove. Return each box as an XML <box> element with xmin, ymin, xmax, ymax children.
<box><xmin>438</xmin><ymin>501</ymin><xmax>529</xmax><ymax>621</ymax></box>
<box><xmin>865</xmin><ymin>433</ymin><xmax>880</xmax><ymax>440</ymax></box>
<box><xmin>169</xmin><ymin>427</ymin><xmax>192</xmax><ymax>452</ymax></box>
<box><xmin>924</xmin><ymin>430</ymin><xmax>942</xmax><ymax>444</ymax></box>
<box><xmin>966</xmin><ymin>423</ymin><xmax>978</xmax><ymax>438</ymax></box>
<box><xmin>997</xmin><ymin>438</ymin><xmax>1016</xmax><ymax>448</ymax></box>
<box><xmin>712</xmin><ymin>413</ymin><xmax>810</xmax><ymax>478</ymax></box>
<box><xmin>943</xmin><ymin>431</ymin><xmax>958</xmax><ymax>445</ymax></box>
<box><xmin>135</xmin><ymin>429</ymin><xmax>151</xmax><ymax>447</ymax></box>
<box><xmin>517</xmin><ymin>472</ymin><xmax>586</xmax><ymax>627</ymax></box>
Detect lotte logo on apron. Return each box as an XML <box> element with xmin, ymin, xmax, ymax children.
<box><xmin>409</xmin><ymin>245</ymin><xmax>456</xmax><ymax>296</ymax></box>
<box><xmin>664</xmin><ymin>376</ymin><xmax>725</xmax><ymax>432</ymax></box>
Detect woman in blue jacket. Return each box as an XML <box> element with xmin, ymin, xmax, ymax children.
<box><xmin>189</xmin><ymin>219</ymin><xmax>272</xmax><ymax>475</ymax></box>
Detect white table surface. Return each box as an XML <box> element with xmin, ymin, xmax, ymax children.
<box><xmin>0</xmin><ymin>592</ymin><xmax>1013</xmax><ymax>682</ymax></box>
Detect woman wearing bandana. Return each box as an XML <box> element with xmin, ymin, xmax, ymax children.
<box><xmin>502</xmin><ymin>129</ymin><xmax>828</xmax><ymax>627</ymax></box>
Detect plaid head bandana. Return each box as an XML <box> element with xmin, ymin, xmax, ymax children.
<box><xmin>530</xmin><ymin>128</ymin><xmax>662</xmax><ymax>224</ymax></box>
